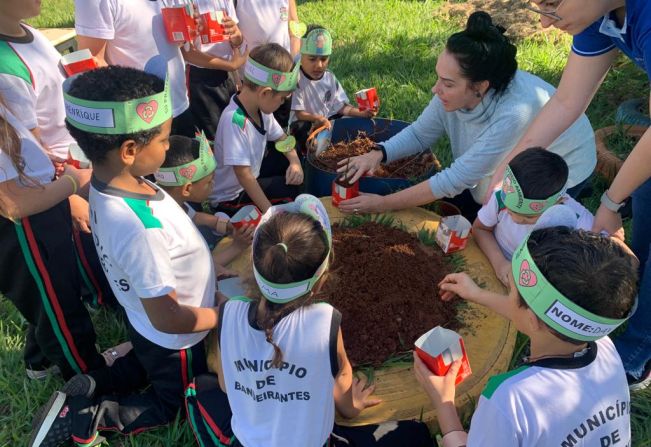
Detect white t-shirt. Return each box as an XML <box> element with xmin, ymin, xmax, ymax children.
<box><xmin>477</xmin><ymin>191</ymin><xmax>594</xmax><ymax>259</ymax></box>
<box><xmin>190</xmin><ymin>0</ymin><xmax>238</xmax><ymax>65</ymax></box>
<box><xmin>89</xmin><ymin>178</ymin><xmax>216</xmax><ymax>350</ymax></box>
<box><xmin>467</xmin><ymin>337</ymin><xmax>631</xmax><ymax>447</ymax></box>
<box><xmin>0</xmin><ymin>107</ymin><xmax>54</xmax><ymax>186</ymax></box>
<box><xmin>219</xmin><ymin>298</ymin><xmax>340</xmax><ymax>447</ymax></box>
<box><xmin>235</xmin><ymin>0</ymin><xmax>290</xmax><ymax>52</ymax></box>
<box><xmin>210</xmin><ymin>95</ymin><xmax>284</xmax><ymax>205</ymax></box>
<box><xmin>290</xmin><ymin>70</ymin><xmax>349</xmax><ymax>122</ymax></box>
<box><xmin>0</xmin><ymin>25</ymin><xmax>75</xmax><ymax>160</ymax></box>
<box><xmin>74</xmin><ymin>0</ymin><xmax>189</xmax><ymax>117</ymax></box>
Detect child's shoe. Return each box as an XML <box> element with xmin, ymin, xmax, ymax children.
<box><xmin>26</xmin><ymin>365</ymin><xmax>61</xmax><ymax>381</ymax></box>
<box><xmin>61</xmin><ymin>374</ymin><xmax>96</xmax><ymax>399</ymax></box>
<box><xmin>29</xmin><ymin>391</ymin><xmax>71</xmax><ymax>447</ymax></box>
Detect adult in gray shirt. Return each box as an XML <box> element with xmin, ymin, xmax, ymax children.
<box><xmin>338</xmin><ymin>12</ymin><xmax>596</xmax><ymax>218</ymax></box>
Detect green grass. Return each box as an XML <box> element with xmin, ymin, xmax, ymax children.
<box><xmin>4</xmin><ymin>0</ymin><xmax>650</xmax><ymax>445</ymax></box>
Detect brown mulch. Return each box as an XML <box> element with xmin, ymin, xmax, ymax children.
<box><xmin>312</xmin><ymin>132</ymin><xmax>440</xmax><ymax>179</ymax></box>
<box><xmin>319</xmin><ymin>222</ymin><xmax>459</xmax><ymax>366</ymax></box>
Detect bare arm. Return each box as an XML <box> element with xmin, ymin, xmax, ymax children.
<box><xmin>233</xmin><ymin>165</ymin><xmax>272</xmax><ymax>212</ymax></box>
<box><xmin>294</xmin><ymin>110</ymin><xmax>329</xmax><ymax>127</ymax></box>
<box><xmin>181</xmin><ymin>46</ymin><xmax>246</xmax><ymax>71</ymax></box>
<box><xmin>288</xmin><ymin>0</ymin><xmax>300</xmax><ymax>57</ymax></box>
<box><xmin>140</xmin><ymin>291</ymin><xmax>219</xmax><ymax>334</ymax></box>
<box><xmin>338</xmin><ymin>180</ymin><xmax>437</xmax><ymax>214</ymax></box>
<box><xmin>76</xmin><ymin>35</ymin><xmax>109</xmax><ymax>66</ymax></box>
<box><xmin>338</xmin><ymin>104</ymin><xmax>377</xmax><ymax>119</ymax></box>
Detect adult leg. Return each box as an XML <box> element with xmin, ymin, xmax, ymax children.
<box><xmin>171</xmin><ymin>108</ymin><xmax>198</xmax><ymax>138</ymax></box>
<box><xmin>614</xmin><ymin>177</ymin><xmax>651</xmax><ymax>386</ymax></box>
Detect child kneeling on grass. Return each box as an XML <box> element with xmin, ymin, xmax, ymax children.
<box><xmin>474</xmin><ymin>147</ymin><xmax>594</xmax><ymax>286</ymax></box>
<box><xmin>185</xmin><ymin>194</ymin><xmax>433</xmax><ymax>447</ymax></box>
<box><xmin>30</xmin><ymin>66</ymin><xmax>221</xmax><ymax>447</ymax></box>
<box><xmin>417</xmin><ymin>227</ymin><xmax>638</xmax><ymax>447</ymax></box>
<box><xmin>210</xmin><ymin>43</ymin><xmax>303</xmax><ymax>215</ymax></box>
<box><xmin>154</xmin><ymin>134</ymin><xmax>252</xmax><ymax>269</ymax></box>
<box><xmin>289</xmin><ymin>25</ymin><xmax>378</xmax><ymax>153</ymax></box>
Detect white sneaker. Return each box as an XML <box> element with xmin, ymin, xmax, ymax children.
<box><xmin>26</xmin><ymin>365</ymin><xmax>61</xmax><ymax>381</ymax></box>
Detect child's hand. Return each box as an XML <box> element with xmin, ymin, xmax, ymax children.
<box><xmin>361</xmin><ymin>107</ymin><xmax>378</xmax><ymax>118</ymax></box>
<box><xmin>223</xmin><ymin>15</ymin><xmax>243</xmax><ymax>47</ymax></box>
<box><xmin>496</xmin><ymin>260</ymin><xmax>512</xmax><ymax>287</ymax></box>
<box><xmin>69</xmin><ymin>194</ymin><xmax>91</xmax><ymax>234</ymax></box>
<box><xmin>314</xmin><ymin>115</ymin><xmax>331</xmax><ymax>130</ymax></box>
<box><xmin>351</xmin><ymin>375</ymin><xmax>382</xmax><ymax>416</ymax></box>
<box><xmin>438</xmin><ymin>272</ymin><xmax>481</xmax><ymax>302</ymax></box>
<box><xmin>216</xmin><ymin>264</ymin><xmax>239</xmax><ymax>280</ymax></box>
<box><xmin>413</xmin><ymin>352</ymin><xmax>459</xmax><ymax>408</ymax></box>
<box><xmin>231</xmin><ymin>224</ymin><xmax>254</xmax><ymax>248</ymax></box>
<box><xmin>285</xmin><ymin>161</ymin><xmax>304</xmax><ymax>186</ymax></box>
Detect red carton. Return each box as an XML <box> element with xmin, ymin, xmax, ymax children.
<box><xmin>199</xmin><ymin>11</ymin><xmax>226</xmax><ymax>44</ymax></box>
<box><xmin>231</xmin><ymin>205</ymin><xmax>261</xmax><ymax>229</ymax></box>
<box><xmin>331</xmin><ymin>178</ymin><xmax>359</xmax><ymax>207</ymax></box>
<box><xmin>61</xmin><ymin>49</ymin><xmax>98</xmax><ymax>77</ymax></box>
<box><xmin>415</xmin><ymin>327</ymin><xmax>471</xmax><ymax>386</ymax></box>
<box><xmin>66</xmin><ymin>144</ymin><xmax>92</xmax><ymax>169</ymax></box>
<box><xmin>162</xmin><ymin>6</ymin><xmax>196</xmax><ymax>43</ymax></box>
<box><xmin>435</xmin><ymin>215</ymin><xmax>471</xmax><ymax>254</ymax></box>
<box><xmin>355</xmin><ymin>88</ymin><xmax>379</xmax><ymax>112</ymax></box>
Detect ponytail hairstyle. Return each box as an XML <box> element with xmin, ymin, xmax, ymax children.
<box><xmin>446</xmin><ymin>11</ymin><xmax>517</xmax><ymax>96</ymax></box>
<box><xmin>252</xmin><ymin>212</ymin><xmax>330</xmax><ymax>368</ymax></box>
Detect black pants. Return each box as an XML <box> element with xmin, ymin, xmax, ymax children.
<box><xmin>214</xmin><ymin>176</ymin><xmax>300</xmax><ymax>216</ymax></box>
<box><xmin>73</xmin><ymin>229</ymin><xmax>117</xmax><ymax>309</ymax></box>
<box><xmin>185</xmin><ymin>373</ymin><xmax>434</xmax><ymax>447</ymax></box>
<box><xmin>447</xmin><ymin>189</ymin><xmax>482</xmax><ymax>222</ymax></box>
<box><xmin>172</xmin><ymin>107</ymin><xmax>198</xmax><ymax>138</ymax></box>
<box><xmin>70</xmin><ymin>322</ymin><xmax>207</xmax><ymax>441</ymax></box>
<box><xmin>260</xmin><ymin>99</ymin><xmax>294</xmax><ymax>178</ymax></box>
<box><xmin>0</xmin><ymin>200</ymin><xmax>105</xmax><ymax>379</ymax></box>
<box><xmin>188</xmin><ymin>65</ymin><xmax>237</xmax><ymax>141</ymax></box>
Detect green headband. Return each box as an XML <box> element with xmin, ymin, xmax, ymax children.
<box><xmin>301</xmin><ymin>28</ymin><xmax>333</xmax><ymax>56</ymax></box>
<box><xmin>63</xmin><ymin>74</ymin><xmax>172</xmax><ymax>135</ymax></box>
<box><xmin>154</xmin><ymin>132</ymin><xmax>216</xmax><ymax>186</ymax></box>
<box><xmin>501</xmin><ymin>166</ymin><xmax>564</xmax><ymax>216</ymax></box>
<box><xmin>243</xmin><ymin>58</ymin><xmax>299</xmax><ymax>92</ymax></box>
<box><xmin>253</xmin><ymin>194</ymin><xmax>332</xmax><ymax>304</ymax></box>
<box><xmin>512</xmin><ymin>236</ymin><xmax>632</xmax><ymax>341</ymax></box>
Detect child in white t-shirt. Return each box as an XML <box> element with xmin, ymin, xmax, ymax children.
<box><xmin>155</xmin><ymin>134</ymin><xmax>253</xmax><ymax>270</ymax></box>
<box><xmin>210</xmin><ymin>43</ymin><xmax>303</xmax><ymax>214</ymax></box>
<box><xmin>474</xmin><ymin>147</ymin><xmax>594</xmax><ymax>286</ymax></box>
<box><xmin>185</xmin><ymin>194</ymin><xmax>434</xmax><ymax>447</ymax></box>
<box><xmin>421</xmin><ymin>227</ymin><xmax>638</xmax><ymax>447</ymax></box>
<box><xmin>290</xmin><ymin>26</ymin><xmax>378</xmax><ymax>153</ymax></box>
<box><xmin>30</xmin><ymin>66</ymin><xmax>221</xmax><ymax>446</ymax></box>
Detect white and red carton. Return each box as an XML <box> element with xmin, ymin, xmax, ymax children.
<box><xmin>231</xmin><ymin>205</ymin><xmax>261</xmax><ymax>229</ymax></box>
<box><xmin>435</xmin><ymin>215</ymin><xmax>471</xmax><ymax>254</ymax></box>
<box><xmin>66</xmin><ymin>143</ymin><xmax>92</xmax><ymax>169</ymax></box>
<box><xmin>61</xmin><ymin>49</ymin><xmax>98</xmax><ymax>77</ymax></box>
<box><xmin>199</xmin><ymin>10</ymin><xmax>226</xmax><ymax>44</ymax></box>
<box><xmin>161</xmin><ymin>4</ymin><xmax>197</xmax><ymax>43</ymax></box>
<box><xmin>331</xmin><ymin>178</ymin><xmax>359</xmax><ymax>208</ymax></box>
<box><xmin>355</xmin><ymin>88</ymin><xmax>379</xmax><ymax>112</ymax></box>
<box><xmin>415</xmin><ymin>327</ymin><xmax>472</xmax><ymax>386</ymax></box>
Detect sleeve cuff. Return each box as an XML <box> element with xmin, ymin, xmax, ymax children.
<box><xmin>75</xmin><ymin>25</ymin><xmax>115</xmax><ymax>40</ymax></box>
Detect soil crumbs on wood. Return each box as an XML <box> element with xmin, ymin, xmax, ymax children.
<box><xmin>312</xmin><ymin>132</ymin><xmax>440</xmax><ymax>179</ymax></box>
<box><xmin>320</xmin><ymin>222</ymin><xmax>459</xmax><ymax>366</ymax></box>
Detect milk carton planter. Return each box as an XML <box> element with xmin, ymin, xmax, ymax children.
<box><xmin>200</xmin><ymin>11</ymin><xmax>226</xmax><ymax>44</ymax></box>
<box><xmin>67</xmin><ymin>143</ymin><xmax>92</xmax><ymax>169</ymax></box>
<box><xmin>231</xmin><ymin>205</ymin><xmax>261</xmax><ymax>229</ymax></box>
<box><xmin>61</xmin><ymin>49</ymin><xmax>98</xmax><ymax>77</ymax></box>
<box><xmin>331</xmin><ymin>177</ymin><xmax>359</xmax><ymax>207</ymax></box>
<box><xmin>415</xmin><ymin>326</ymin><xmax>472</xmax><ymax>386</ymax></box>
<box><xmin>161</xmin><ymin>3</ymin><xmax>197</xmax><ymax>44</ymax></box>
<box><xmin>436</xmin><ymin>215</ymin><xmax>471</xmax><ymax>254</ymax></box>
<box><xmin>355</xmin><ymin>87</ymin><xmax>379</xmax><ymax>111</ymax></box>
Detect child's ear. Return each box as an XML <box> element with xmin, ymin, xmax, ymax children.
<box><xmin>118</xmin><ymin>140</ymin><xmax>139</xmax><ymax>166</ymax></box>
<box><xmin>180</xmin><ymin>182</ymin><xmax>193</xmax><ymax>198</ymax></box>
<box><xmin>259</xmin><ymin>87</ymin><xmax>274</xmax><ymax>99</ymax></box>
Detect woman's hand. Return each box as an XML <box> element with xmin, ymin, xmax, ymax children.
<box><xmin>69</xmin><ymin>194</ymin><xmax>91</xmax><ymax>233</ymax></box>
<box><xmin>338</xmin><ymin>193</ymin><xmax>386</xmax><ymax>214</ymax></box>
<box><xmin>413</xmin><ymin>352</ymin><xmax>460</xmax><ymax>408</ymax></box>
<box><xmin>336</xmin><ymin>150</ymin><xmax>383</xmax><ymax>184</ymax></box>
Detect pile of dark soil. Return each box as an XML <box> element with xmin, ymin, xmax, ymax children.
<box><xmin>319</xmin><ymin>222</ymin><xmax>459</xmax><ymax>366</ymax></box>
<box><xmin>312</xmin><ymin>132</ymin><xmax>440</xmax><ymax>179</ymax></box>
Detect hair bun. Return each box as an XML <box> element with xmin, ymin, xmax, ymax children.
<box><xmin>465</xmin><ymin>11</ymin><xmax>505</xmax><ymax>38</ymax></box>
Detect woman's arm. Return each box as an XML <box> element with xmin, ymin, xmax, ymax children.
<box><xmin>338</xmin><ymin>180</ymin><xmax>437</xmax><ymax>214</ymax></box>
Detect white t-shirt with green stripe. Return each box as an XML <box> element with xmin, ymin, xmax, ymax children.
<box><xmin>468</xmin><ymin>337</ymin><xmax>630</xmax><ymax>446</ymax></box>
<box><xmin>89</xmin><ymin>178</ymin><xmax>216</xmax><ymax>350</ymax></box>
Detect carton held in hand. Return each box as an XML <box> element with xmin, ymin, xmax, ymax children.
<box><xmin>415</xmin><ymin>326</ymin><xmax>471</xmax><ymax>386</ymax></box>
<box><xmin>231</xmin><ymin>205</ymin><xmax>262</xmax><ymax>229</ymax></box>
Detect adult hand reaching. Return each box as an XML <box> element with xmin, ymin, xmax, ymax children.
<box><xmin>336</xmin><ymin>150</ymin><xmax>383</xmax><ymax>184</ymax></box>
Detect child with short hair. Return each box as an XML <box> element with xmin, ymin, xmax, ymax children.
<box><xmin>30</xmin><ymin>66</ymin><xmax>219</xmax><ymax>446</ymax></box>
<box><xmin>185</xmin><ymin>194</ymin><xmax>433</xmax><ymax>447</ymax></box>
<box><xmin>210</xmin><ymin>43</ymin><xmax>303</xmax><ymax>214</ymax></box>
<box><xmin>290</xmin><ymin>25</ymin><xmax>378</xmax><ymax>152</ymax></box>
<box><xmin>474</xmin><ymin>147</ymin><xmax>593</xmax><ymax>285</ymax></box>
<box><xmin>154</xmin><ymin>133</ymin><xmax>252</xmax><ymax>265</ymax></box>
<box><xmin>418</xmin><ymin>227</ymin><xmax>638</xmax><ymax>447</ymax></box>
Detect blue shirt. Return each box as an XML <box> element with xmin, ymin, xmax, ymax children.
<box><xmin>572</xmin><ymin>0</ymin><xmax>651</xmax><ymax>79</ymax></box>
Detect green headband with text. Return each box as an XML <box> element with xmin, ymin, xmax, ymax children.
<box><xmin>301</xmin><ymin>28</ymin><xmax>333</xmax><ymax>56</ymax></box>
<box><xmin>154</xmin><ymin>132</ymin><xmax>216</xmax><ymax>187</ymax></box>
<box><xmin>501</xmin><ymin>165</ymin><xmax>564</xmax><ymax>216</ymax></box>
<box><xmin>63</xmin><ymin>74</ymin><xmax>172</xmax><ymax>135</ymax></box>
<box><xmin>243</xmin><ymin>57</ymin><xmax>299</xmax><ymax>92</ymax></box>
<box><xmin>253</xmin><ymin>194</ymin><xmax>332</xmax><ymax>304</ymax></box>
<box><xmin>512</xmin><ymin>236</ymin><xmax>632</xmax><ymax>342</ymax></box>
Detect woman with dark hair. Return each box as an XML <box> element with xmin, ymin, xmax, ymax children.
<box><xmin>337</xmin><ymin>12</ymin><xmax>596</xmax><ymax>219</ymax></box>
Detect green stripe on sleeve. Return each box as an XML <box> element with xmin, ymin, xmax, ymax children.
<box><xmin>481</xmin><ymin>365</ymin><xmax>531</xmax><ymax>400</ymax></box>
<box><xmin>0</xmin><ymin>41</ymin><xmax>33</xmax><ymax>86</ymax></box>
<box><xmin>123</xmin><ymin>198</ymin><xmax>163</xmax><ymax>229</ymax></box>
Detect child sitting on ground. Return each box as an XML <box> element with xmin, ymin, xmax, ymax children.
<box><xmin>418</xmin><ymin>227</ymin><xmax>637</xmax><ymax>447</ymax></box>
<box><xmin>290</xmin><ymin>25</ymin><xmax>378</xmax><ymax>153</ymax></box>
<box><xmin>154</xmin><ymin>133</ymin><xmax>252</xmax><ymax>270</ymax></box>
<box><xmin>30</xmin><ymin>66</ymin><xmax>220</xmax><ymax>447</ymax></box>
<box><xmin>210</xmin><ymin>43</ymin><xmax>303</xmax><ymax>215</ymax></box>
<box><xmin>474</xmin><ymin>147</ymin><xmax>593</xmax><ymax>286</ymax></box>
<box><xmin>185</xmin><ymin>194</ymin><xmax>433</xmax><ymax>447</ymax></box>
